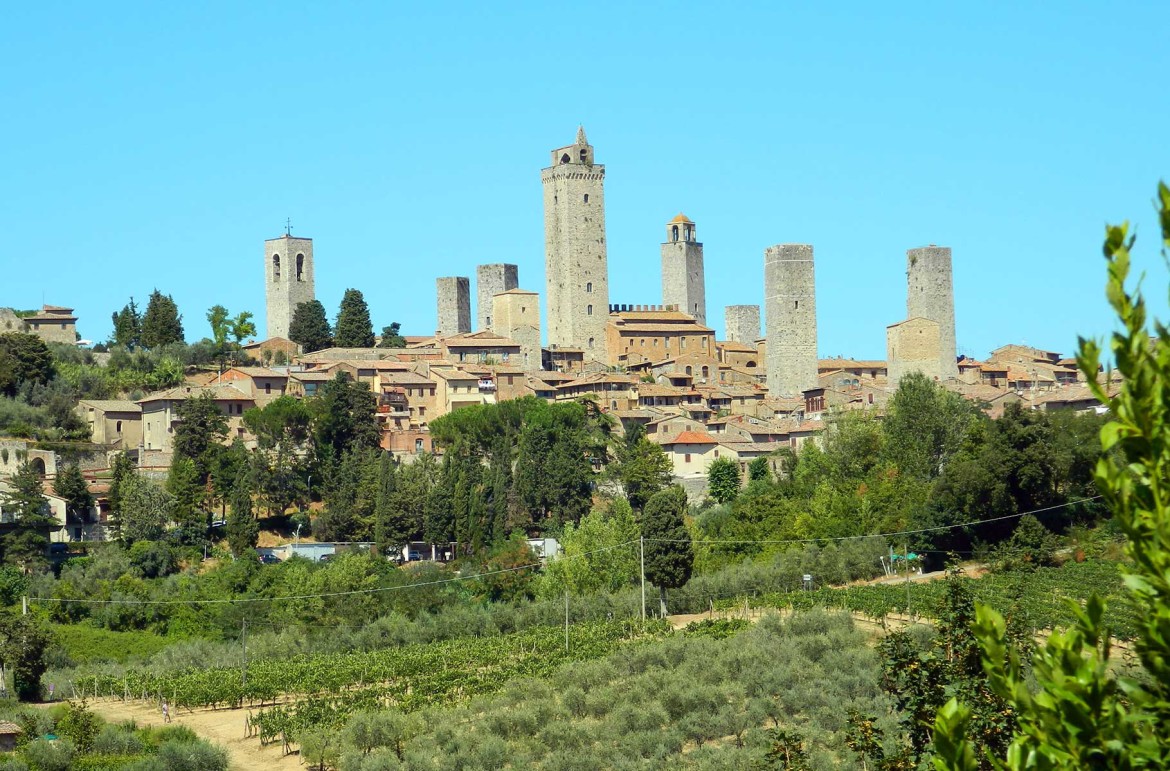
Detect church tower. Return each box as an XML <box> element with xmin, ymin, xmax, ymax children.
<box><xmin>661</xmin><ymin>213</ymin><xmax>706</xmax><ymax>324</ymax></box>
<box><xmin>264</xmin><ymin>233</ymin><xmax>315</xmax><ymax>340</ymax></box>
<box><xmin>542</xmin><ymin>126</ymin><xmax>609</xmax><ymax>361</ymax></box>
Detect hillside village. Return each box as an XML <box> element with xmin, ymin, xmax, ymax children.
<box><xmin>0</xmin><ymin>129</ymin><xmax>1112</xmax><ymax>546</ymax></box>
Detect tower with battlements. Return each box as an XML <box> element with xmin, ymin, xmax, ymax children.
<box><xmin>542</xmin><ymin>126</ymin><xmax>609</xmax><ymax>361</ymax></box>
<box><xmin>906</xmin><ymin>245</ymin><xmax>958</xmax><ymax>380</ymax></box>
<box><xmin>661</xmin><ymin>213</ymin><xmax>706</xmax><ymax>325</ymax></box>
<box><xmin>764</xmin><ymin>244</ymin><xmax>818</xmax><ymax>397</ymax></box>
<box><xmin>265</xmin><ymin>234</ymin><xmax>315</xmax><ymax>340</ymax></box>
<box><xmin>477</xmin><ymin>263</ymin><xmax>519</xmax><ymax>332</ymax></box>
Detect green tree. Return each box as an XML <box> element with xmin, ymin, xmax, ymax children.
<box><xmin>707</xmin><ymin>457</ymin><xmax>741</xmax><ymax>504</ymax></box>
<box><xmin>748</xmin><ymin>456</ymin><xmax>772</xmax><ymax>483</ymax></box>
<box><xmin>932</xmin><ymin>182</ymin><xmax>1170</xmax><ymax>769</ymax></box>
<box><xmin>312</xmin><ymin>372</ymin><xmax>379</xmax><ymax>461</ymax></box>
<box><xmin>641</xmin><ymin>485</ymin><xmax>694</xmax><ymax>616</ymax></box>
<box><xmin>172</xmin><ymin>392</ymin><xmax>229</xmax><ymax>480</ymax></box>
<box><xmin>140</xmin><ymin>289</ymin><xmax>185</xmax><ymax>348</ymax></box>
<box><xmin>116</xmin><ymin>475</ymin><xmax>172</xmax><ymax>544</ymax></box>
<box><xmin>378</xmin><ymin>322</ymin><xmax>406</xmax><ymax>348</ymax></box>
<box><xmin>229</xmin><ymin>310</ymin><xmax>257</xmax><ymax>352</ymax></box>
<box><xmin>110</xmin><ymin>297</ymin><xmax>142</xmax><ymax>349</ymax></box>
<box><xmin>883</xmin><ymin>372</ymin><xmax>980</xmax><ymax>481</ymax></box>
<box><xmin>289</xmin><ymin>300</ymin><xmax>333</xmax><ymax>353</ymax></box>
<box><xmin>166</xmin><ymin>455</ymin><xmax>207</xmax><ymax>544</ymax></box>
<box><xmin>53</xmin><ymin>464</ymin><xmax>92</xmax><ymax>524</ymax></box>
<box><xmin>540</xmin><ymin>498</ymin><xmax>640</xmax><ymax>597</ymax></box>
<box><xmin>1</xmin><ymin>461</ymin><xmax>53</xmax><ymax>569</ymax></box>
<box><xmin>106</xmin><ymin>452</ymin><xmax>136</xmax><ymax>536</ymax></box>
<box><xmin>0</xmin><ymin>333</ymin><xmax>54</xmax><ymax>398</ymax></box>
<box><xmin>0</xmin><ymin>612</ymin><xmax>53</xmax><ymax>701</ymax></box>
<box><xmin>335</xmin><ymin>288</ymin><xmax>375</xmax><ymax>348</ymax></box>
<box><xmin>373</xmin><ymin>451</ymin><xmax>399</xmax><ymax>555</ymax></box>
<box><xmin>608</xmin><ymin>423</ymin><xmax>672</xmax><ymax>511</ymax></box>
<box><xmin>206</xmin><ymin>304</ymin><xmax>231</xmax><ymax>355</ymax></box>
<box><xmin>226</xmin><ymin>467</ymin><xmax>259</xmax><ymax>556</ymax></box>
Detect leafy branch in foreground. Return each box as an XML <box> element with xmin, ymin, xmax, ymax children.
<box><xmin>933</xmin><ymin>182</ymin><xmax>1170</xmax><ymax>768</ymax></box>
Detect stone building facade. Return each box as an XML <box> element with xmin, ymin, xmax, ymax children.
<box><xmin>764</xmin><ymin>244</ymin><xmax>818</xmax><ymax>397</ymax></box>
<box><xmin>23</xmin><ymin>306</ymin><xmax>77</xmax><ymax>344</ymax></box>
<box><xmin>906</xmin><ymin>245</ymin><xmax>958</xmax><ymax>379</ymax></box>
<box><xmin>476</xmin><ymin>264</ymin><xmax>518</xmax><ymax>332</ymax></box>
<box><xmin>542</xmin><ymin>126</ymin><xmax>609</xmax><ymax>361</ymax></box>
<box><xmin>265</xmin><ymin>235</ymin><xmax>315</xmax><ymax>340</ymax></box>
<box><xmin>886</xmin><ymin>317</ymin><xmax>942</xmax><ymax>384</ymax></box>
<box><xmin>436</xmin><ymin>276</ymin><xmax>471</xmax><ymax>337</ymax></box>
<box><xmin>724</xmin><ymin>305</ymin><xmax>760</xmax><ymax>344</ymax></box>
<box><xmin>661</xmin><ymin>214</ymin><xmax>706</xmax><ymax>325</ymax></box>
<box><xmin>492</xmin><ymin>288</ymin><xmax>542</xmax><ymax>371</ymax></box>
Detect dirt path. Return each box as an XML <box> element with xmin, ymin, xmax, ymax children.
<box><xmin>84</xmin><ymin>698</ymin><xmax>300</xmax><ymax>771</ymax></box>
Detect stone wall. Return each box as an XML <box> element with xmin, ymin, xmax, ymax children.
<box><xmin>887</xmin><ymin>317</ymin><xmax>942</xmax><ymax>385</ymax></box>
<box><xmin>492</xmin><ymin>290</ymin><xmax>542</xmax><ymax>371</ymax></box>
<box><xmin>543</xmin><ymin>130</ymin><xmax>609</xmax><ymax>361</ymax></box>
<box><xmin>724</xmin><ymin>305</ymin><xmax>760</xmax><ymax>343</ymax></box>
<box><xmin>436</xmin><ymin>277</ymin><xmax>471</xmax><ymax>337</ymax></box>
<box><xmin>476</xmin><ymin>264</ymin><xmax>518</xmax><ymax>332</ymax></box>
<box><xmin>265</xmin><ymin>236</ymin><xmax>315</xmax><ymax>340</ymax></box>
<box><xmin>764</xmin><ymin>244</ymin><xmax>818</xmax><ymax>397</ymax></box>
<box><xmin>906</xmin><ymin>246</ymin><xmax>958</xmax><ymax>379</ymax></box>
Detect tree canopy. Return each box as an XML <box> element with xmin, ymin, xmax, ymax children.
<box><xmin>140</xmin><ymin>289</ymin><xmax>185</xmax><ymax>348</ymax></box>
<box><xmin>335</xmin><ymin>289</ymin><xmax>375</xmax><ymax>348</ymax></box>
<box><xmin>289</xmin><ymin>300</ymin><xmax>333</xmax><ymax>353</ymax></box>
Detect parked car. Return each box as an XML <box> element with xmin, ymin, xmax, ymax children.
<box><xmin>407</xmin><ymin>550</ymin><xmax>423</xmax><ymax>562</ymax></box>
<box><xmin>258</xmin><ymin>553</ymin><xmax>281</xmax><ymax>565</ymax></box>
<box><xmin>318</xmin><ymin>553</ymin><xmax>334</xmax><ymax>564</ymax></box>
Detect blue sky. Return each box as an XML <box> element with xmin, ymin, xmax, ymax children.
<box><xmin>2</xmin><ymin>2</ymin><xmax>1168</xmax><ymax>360</ymax></box>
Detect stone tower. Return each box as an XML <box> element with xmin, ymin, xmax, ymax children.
<box><xmin>887</xmin><ymin>317</ymin><xmax>943</xmax><ymax>385</ymax></box>
<box><xmin>906</xmin><ymin>246</ymin><xmax>958</xmax><ymax>380</ymax></box>
<box><xmin>764</xmin><ymin>244</ymin><xmax>818</xmax><ymax>397</ymax></box>
<box><xmin>264</xmin><ymin>234</ymin><xmax>315</xmax><ymax>340</ymax></box>
<box><xmin>436</xmin><ymin>276</ymin><xmax>471</xmax><ymax>337</ymax></box>
<box><xmin>542</xmin><ymin>126</ymin><xmax>609</xmax><ymax>361</ymax></box>
<box><xmin>724</xmin><ymin>305</ymin><xmax>760</xmax><ymax>344</ymax></box>
<box><xmin>476</xmin><ymin>263</ymin><xmax>519</xmax><ymax>332</ymax></box>
<box><xmin>492</xmin><ymin>289</ymin><xmax>542</xmax><ymax>372</ymax></box>
<box><xmin>661</xmin><ymin>213</ymin><xmax>706</xmax><ymax>324</ymax></box>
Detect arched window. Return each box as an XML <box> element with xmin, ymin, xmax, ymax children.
<box><xmin>115</xmin><ymin>420</ymin><xmax>123</xmax><ymax>433</ymax></box>
<box><xmin>685</xmin><ymin>366</ymin><xmax>693</xmax><ymax>375</ymax></box>
<box><xmin>583</xmin><ymin>194</ymin><xmax>589</xmax><ymax>203</ymax></box>
<box><xmin>588</xmin><ymin>337</ymin><xmax>595</xmax><ymax>349</ymax></box>
<box><xmin>746</xmin><ymin>360</ymin><xmax>757</xmax><ymax>368</ymax></box>
<box><xmin>685</xmin><ymin>226</ymin><xmax>692</xmax><ymax>241</ymax></box>
<box><xmin>560</xmin><ymin>153</ymin><xmax>570</xmax><ymax>164</ymax></box>
<box><xmin>702</xmin><ymin>366</ymin><xmax>710</xmax><ymax>378</ymax></box>
<box><xmin>672</xmin><ymin>225</ymin><xmax>679</xmax><ymax>242</ymax></box>
<box><xmin>30</xmin><ymin>458</ymin><xmax>45</xmax><ymax>477</ymax></box>
<box><xmin>579</xmin><ymin>148</ymin><xmax>587</xmax><ymax>162</ymax></box>
<box><xmin>587</xmin><ymin>305</ymin><xmax>593</xmax><ymax>316</ymax></box>
<box><xmin>272</xmin><ymin>254</ymin><xmax>281</xmax><ymax>280</ymax></box>
<box><xmin>586</xmin><ymin>282</ymin><xmax>592</xmax><ymax>293</ymax></box>
<box><xmin>296</xmin><ymin>253</ymin><xmax>305</xmax><ymax>281</ymax></box>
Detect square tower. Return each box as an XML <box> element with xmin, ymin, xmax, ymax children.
<box><xmin>265</xmin><ymin>235</ymin><xmax>315</xmax><ymax>340</ymax></box>
<box><xmin>542</xmin><ymin>126</ymin><xmax>609</xmax><ymax>362</ymax></box>
<box><xmin>906</xmin><ymin>245</ymin><xmax>959</xmax><ymax>380</ymax></box>
<box><xmin>724</xmin><ymin>305</ymin><xmax>760</xmax><ymax>344</ymax></box>
<box><xmin>764</xmin><ymin>244</ymin><xmax>818</xmax><ymax>397</ymax></box>
<box><xmin>436</xmin><ymin>276</ymin><xmax>471</xmax><ymax>337</ymax></box>
<box><xmin>661</xmin><ymin>213</ymin><xmax>706</xmax><ymax>325</ymax></box>
<box><xmin>492</xmin><ymin>288</ymin><xmax>542</xmax><ymax>372</ymax></box>
<box><xmin>476</xmin><ymin>263</ymin><xmax>519</xmax><ymax>332</ymax></box>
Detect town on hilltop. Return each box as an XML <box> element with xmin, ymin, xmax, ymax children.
<box><xmin>0</xmin><ymin>128</ymin><xmax>1108</xmax><ymax>545</ymax></box>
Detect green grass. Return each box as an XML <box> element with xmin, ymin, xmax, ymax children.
<box><xmin>51</xmin><ymin>624</ymin><xmax>175</xmax><ymax>664</ymax></box>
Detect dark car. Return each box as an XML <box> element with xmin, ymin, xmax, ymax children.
<box><xmin>258</xmin><ymin>553</ymin><xmax>281</xmax><ymax>565</ymax></box>
<box><xmin>318</xmin><ymin>553</ymin><xmax>334</xmax><ymax>564</ymax></box>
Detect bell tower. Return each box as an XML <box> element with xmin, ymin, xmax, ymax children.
<box><xmin>661</xmin><ymin>213</ymin><xmax>706</xmax><ymax>324</ymax></box>
<box><xmin>264</xmin><ymin>233</ymin><xmax>315</xmax><ymax>340</ymax></box>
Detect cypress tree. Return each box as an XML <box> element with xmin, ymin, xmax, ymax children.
<box><xmin>226</xmin><ymin>467</ymin><xmax>259</xmax><ymax>556</ymax></box>
<box><xmin>110</xmin><ymin>297</ymin><xmax>142</xmax><ymax>349</ymax></box>
<box><xmin>335</xmin><ymin>288</ymin><xmax>375</xmax><ymax>348</ymax></box>
<box><xmin>140</xmin><ymin>289</ymin><xmax>185</xmax><ymax>348</ymax></box>
<box><xmin>641</xmin><ymin>485</ymin><xmax>694</xmax><ymax>617</ymax></box>
<box><xmin>288</xmin><ymin>300</ymin><xmax>333</xmax><ymax>353</ymax></box>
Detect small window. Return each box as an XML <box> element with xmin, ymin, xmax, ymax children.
<box><xmin>586</xmin><ymin>282</ymin><xmax>592</xmax><ymax>293</ymax></box>
<box><xmin>265</xmin><ymin>382</ymin><xmax>271</xmax><ymax>394</ymax></box>
<box><xmin>560</xmin><ymin>153</ymin><xmax>570</xmax><ymax>164</ymax></box>
<box><xmin>714</xmin><ymin>450</ymin><xmax>719</xmax><ymax>458</ymax></box>
<box><xmin>588</xmin><ymin>337</ymin><xmax>595</xmax><ymax>349</ymax></box>
<box><xmin>415</xmin><ymin>438</ymin><xmax>424</xmax><ymax>452</ymax></box>
<box><xmin>587</xmin><ymin>305</ymin><xmax>593</xmax><ymax>316</ymax></box>
<box><xmin>296</xmin><ymin>253</ymin><xmax>305</xmax><ymax>281</ymax></box>
<box><xmin>685</xmin><ymin>453</ymin><xmax>692</xmax><ymax>463</ymax></box>
<box><xmin>115</xmin><ymin>420</ymin><xmax>122</xmax><ymax>433</ymax></box>
<box><xmin>583</xmin><ymin>194</ymin><xmax>589</xmax><ymax>203</ymax></box>
<box><xmin>672</xmin><ymin>225</ymin><xmax>679</xmax><ymax>242</ymax></box>
<box><xmin>272</xmin><ymin>254</ymin><xmax>281</xmax><ymax>280</ymax></box>
<box><xmin>794</xmin><ymin>300</ymin><xmax>799</xmax><ymax>309</ymax></box>
<box><xmin>579</xmin><ymin>149</ymin><xmax>587</xmax><ymax>162</ymax></box>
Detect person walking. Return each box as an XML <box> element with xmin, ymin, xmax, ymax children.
<box><xmin>162</xmin><ymin>699</ymin><xmax>171</xmax><ymax>723</ymax></box>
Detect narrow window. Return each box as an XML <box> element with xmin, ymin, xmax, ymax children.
<box><xmin>588</xmin><ymin>337</ymin><xmax>595</xmax><ymax>349</ymax></box>
<box><xmin>685</xmin><ymin>366</ymin><xmax>693</xmax><ymax>375</ymax></box>
<box><xmin>265</xmin><ymin>382</ymin><xmax>271</xmax><ymax>394</ymax></box>
<box><xmin>714</xmin><ymin>450</ymin><xmax>719</xmax><ymax>458</ymax></box>
<box><xmin>560</xmin><ymin>153</ymin><xmax>570</xmax><ymax>164</ymax></box>
<box><xmin>702</xmin><ymin>366</ymin><xmax>709</xmax><ymax>378</ymax></box>
<box><xmin>672</xmin><ymin>225</ymin><xmax>679</xmax><ymax>242</ymax></box>
<box><xmin>583</xmin><ymin>193</ymin><xmax>589</xmax><ymax>203</ymax></box>
<box><xmin>579</xmin><ymin>148</ymin><xmax>587</xmax><ymax>162</ymax></box>
<box><xmin>296</xmin><ymin>253</ymin><xmax>305</xmax><ymax>281</ymax></box>
<box><xmin>272</xmin><ymin>254</ymin><xmax>281</xmax><ymax>280</ymax></box>
<box><xmin>585</xmin><ymin>282</ymin><xmax>592</xmax><ymax>293</ymax></box>
<box><xmin>685</xmin><ymin>453</ymin><xmax>692</xmax><ymax>463</ymax></box>
<box><xmin>794</xmin><ymin>300</ymin><xmax>799</xmax><ymax>309</ymax></box>
<box><xmin>115</xmin><ymin>420</ymin><xmax>122</xmax><ymax>433</ymax></box>
<box><xmin>587</xmin><ymin>305</ymin><xmax>593</xmax><ymax>316</ymax></box>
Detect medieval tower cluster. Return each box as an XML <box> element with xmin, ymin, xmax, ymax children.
<box><xmin>264</xmin><ymin>234</ymin><xmax>315</xmax><ymax>340</ymax></box>
<box><xmin>262</xmin><ymin>127</ymin><xmax>961</xmax><ymax>401</ymax></box>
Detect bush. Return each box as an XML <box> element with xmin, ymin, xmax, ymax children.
<box><xmin>155</xmin><ymin>739</ymin><xmax>229</xmax><ymax>771</ymax></box>
<box><xmin>20</xmin><ymin>738</ymin><xmax>75</xmax><ymax>771</ymax></box>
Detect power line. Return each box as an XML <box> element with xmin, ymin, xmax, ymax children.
<box><xmin>647</xmin><ymin>495</ymin><xmax>1104</xmax><ymax>545</ymax></box>
<box><xmin>28</xmin><ymin>540</ymin><xmax>639</xmax><ymax>607</ymax></box>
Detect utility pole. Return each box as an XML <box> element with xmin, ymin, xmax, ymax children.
<box><xmin>639</xmin><ymin>537</ymin><xmax>646</xmax><ymax>626</ymax></box>
<box><xmin>21</xmin><ymin>596</ymin><xmax>26</xmax><ymax>616</ymax></box>
<box><xmin>241</xmin><ymin>618</ymin><xmax>247</xmax><ymax>688</ymax></box>
<box><xmin>904</xmin><ymin>542</ymin><xmax>912</xmax><ymax>619</ymax></box>
<box><xmin>564</xmin><ymin>592</ymin><xmax>569</xmax><ymax>653</ymax></box>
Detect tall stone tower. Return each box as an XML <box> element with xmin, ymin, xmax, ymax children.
<box><xmin>436</xmin><ymin>276</ymin><xmax>471</xmax><ymax>337</ymax></box>
<box><xmin>264</xmin><ymin>234</ymin><xmax>315</xmax><ymax>340</ymax></box>
<box><xmin>542</xmin><ymin>126</ymin><xmax>609</xmax><ymax>361</ymax></box>
<box><xmin>492</xmin><ymin>289</ymin><xmax>542</xmax><ymax>372</ymax></box>
<box><xmin>661</xmin><ymin>214</ymin><xmax>706</xmax><ymax>324</ymax></box>
<box><xmin>906</xmin><ymin>246</ymin><xmax>959</xmax><ymax>380</ymax></box>
<box><xmin>724</xmin><ymin>305</ymin><xmax>760</xmax><ymax>344</ymax></box>
<box><xmin>764</xmin><ymin>244</ymin><xmax>818</xmax><ymax>397</ymax></box>
<box><xmin>477</xmin><ymin>263</ymin><xmax>519</xmax><ymax>332</ymax></box>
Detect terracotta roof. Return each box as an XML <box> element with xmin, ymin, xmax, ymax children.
<box><xmin>138</xmin><ymin>383</ymin><xmax>252</xmax><ymax>404</ymax></box>
<box><xmin>378</xmin><ymin>372</ymin><xmax>435</xmax><ymax>386</ymax></box>
<box><xmin>242</xmin><ymin>336</ymin><xmax>295</xmax><ymax>350</ymax></box>
<box><xmin>665</xmin><ymin>430</ymin><xmax>719</xmax><ymax>445</ymax></box>
<box><xmin>612</xmin><ymin>323</ymin><xmax>714</xmax><ymax>334</ymax></box>
<box><xmin>226</xmin><ymin>367</ymin><xmax>287</xmax><ymax>378</ymax></box>
<box><xmin>0</xmin><ymin>721</ymin><xmax>22</xmax><ymax>734</ymax></box>
<box><xmin>669</xmin><ymin>212</ymin><xmax>693</xmax><ymax>224</ymax></box>
<box><xmin>717</xmin><ymin>341</ymin><xmax>757</xmax><ymax>352</ymax></box>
